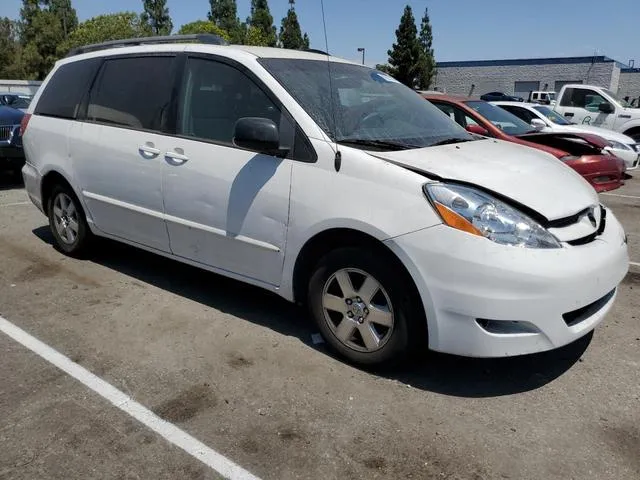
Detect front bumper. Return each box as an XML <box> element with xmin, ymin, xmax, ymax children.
<box><xmin>0</xmin><ymin>145</ymin><xmax>25</xmax><ymax>171</ymax></box>
<box><xmin>385</xmin><ymin>209</ymin><xmax>629</xmax><ymax>357</ymax></box>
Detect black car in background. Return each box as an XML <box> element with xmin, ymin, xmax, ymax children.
<box><xmin>0</xmin><ymin>105</ymin><xmax>25</xmax><ymax>178</ymax></box>
<box><xmin>480</xmin><ymin>91</ymin><xmax>524</xmax><ymax>102</ymax></box>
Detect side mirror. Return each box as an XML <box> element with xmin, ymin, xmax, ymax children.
<box><xmin>466</xmin><ymin>124</ymin><xmax>489</xmax><ymax>136</ymax></box>
<box><xmin>530</xmin><ymin>118</ymin><xmax>546</xmax><ymax>131</ymax></box>
<box><xmin>233</xmin><ymin>117</ymin><xmax>284</xmax><ymax>156</ymax></box>
<box><xmin>598</xmin><ymin>102</ymin><xmax>614</xmax><ymax>114</ymax></box>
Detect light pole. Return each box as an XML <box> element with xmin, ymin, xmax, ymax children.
<box><xmin>357</xmin><ymin>47</ymin><xmax>365</xmax><ymax>65</ymax></box>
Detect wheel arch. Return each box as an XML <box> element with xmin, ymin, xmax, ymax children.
<box><xmin>622</xmin><ymin>125</ymin><xmax>640</xmax><ymax>140</ymax></box>
<box><xmin>41</xmin><ymin>169</ymin><xmax>75</xmax><ymax>212</ymax></box>
<box><xmin>292</xmin><ymin>228</ymin><xmax>423</xmax><ymax>314</ymax></box>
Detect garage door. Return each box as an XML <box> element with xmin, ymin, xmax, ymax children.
<box><xmin>555</xmin><ymin>80</ymin><xmax>582</xmax><ymax>91</ymax></box>
<box><xmin>514</xmin><ymin>81</ymin><xmax>540</xmax><ymax>100</ymax></box>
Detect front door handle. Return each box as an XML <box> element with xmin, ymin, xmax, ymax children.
<box><xmin>165</xmin><ymin>149</ymin><xmax>189</xmax><ymax>165</ymax></box>
<box><xmin>564</xmin><ymin>112</ymin><xmax>574</xmax><ymax>117</ymax></box>
<box><xmin>139</xmin><ymin>142</ymin><xmax>161</xmax><ymax>157</ymax></box>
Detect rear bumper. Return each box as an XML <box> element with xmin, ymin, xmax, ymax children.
<box><xmin>385</xmin><ymin>209</ymin><xmax>629</xmax><ymax>357</ymax></box>
<box><xmin>22</xmin><ymin>162</ymin><xmax>44</xmax><ymax>213</ymax></box>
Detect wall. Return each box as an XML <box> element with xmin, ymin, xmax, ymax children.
<box><xmin>618</xmin><ymin>70</ymin><xmax>640</xmax><ymax>101</ymax></box>
<box><xmin>0</xmin><ymin>80</ymin><xmax>42</xmax><ymax>95</ymax></box>
<box><xmin>433</xmin><ymin>60</ymin><xmax>616</xmax><ymax>98</ymax></box>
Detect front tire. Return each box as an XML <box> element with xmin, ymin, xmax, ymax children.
<box><xmin>48</xmin><ymin>184</ymin><xmax>92</xmax><ymax>257</ymax></box>
<box><xmin>308</xmin><ymin>247</ymin><xmax>425</xmax><ymax>367</ymax></box>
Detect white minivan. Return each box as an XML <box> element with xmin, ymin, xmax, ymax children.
<box><xmin>21</xmin><ymin>35</ymin><xmax>629</xmax><ymax>367</ymax></box>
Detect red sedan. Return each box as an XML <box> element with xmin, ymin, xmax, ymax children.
<box><xmin>423</xmin><ymin>95</ymin><xmax>624</xmax><ymax>192</ymax></box>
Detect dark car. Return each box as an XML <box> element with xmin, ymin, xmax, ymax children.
<box><xmin>480</xmin><ymin>91</ymin><xmax>524</xmax><ymax>102</ymax></box>
<box><xmin>0</xmin><ymin>105</ymin><xmax>25</xmax><ymax>177</ymax></box>
<box><xmin>0</xmin><ymin>93</ymin><xmax>32</xmax><ymax>112</ymax></box>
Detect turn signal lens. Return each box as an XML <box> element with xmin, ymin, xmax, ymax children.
<box><xmin>433</xmin><ymin>202</ymin><xmax>482</xmax><ymax>236</ymax></box>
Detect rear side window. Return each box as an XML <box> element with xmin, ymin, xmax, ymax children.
<box><xmin>88</xmin><ymin>56</ymin><xmax>175</xmax><ymax>131</ymax></box>
<box><xmin>34</xmin><ymin>58</ymin><xmax>100</xmax><ymax>119</ymax></box>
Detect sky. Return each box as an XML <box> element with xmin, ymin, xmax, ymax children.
<box><xmin>1</xmin><ymin>0</ymin><xmax>639</xmax><ymax>68</ymax></box>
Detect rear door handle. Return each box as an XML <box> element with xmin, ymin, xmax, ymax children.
<box><xmin>139</xmin><ymin>143</ymin><xmax>161</xmax><ymax>157</ymax></box>
<box><xmin>165</xmin><ymin>149</ymin><xmax>189</xmax><ymax>165</ymax></box>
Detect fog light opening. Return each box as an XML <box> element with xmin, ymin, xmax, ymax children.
<box><xmin>476</xmin><ymin>319</ymin><xmax>540</xmax><ymax>335</ymax></box>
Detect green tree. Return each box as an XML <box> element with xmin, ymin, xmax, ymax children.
<box><xmin>246</xmin><ymin>0</ymin><xmax>276</xmax><ymax>47</ymax></box>
<box><xmin>208</xmin><ymin>0</ymin><xmax>241</xmax><ymax>42</ymax></box>
<box><xmin>141</xmin><ymin>0</ymin><xmax>173</xmax><ymax>36</ymax></box>
<box><xmin>386</xmin><ymin>5</ymin><xmax>422</xmax><ymax>88</ymax></box>
<box><xmin>278</xmin><ymin>0</ymin><xmax>309</xmax><ymax>50</ymax></box>
<box><xmin>0</xmin><ymin>18</ymin><xmax>24</xmax><ymax>78</ymax></box>
<box><xmin>244</xmin><ymin>25</ymin><xmax>270</xmax><ymax>46</ymax></box>
<box><xmin>60</xmin><ymin>12</ymin><xmax>149</xmax><ymax>55</ymax></box>
<box><xmin>177</xmin><ymin>20</ymin><xmax>230</xmax><ymax>41</ymax></box>
<box><xmin>375</xmin><ymin>63</ymin><xmax>393</xmax><ymax>74</ymax></box>
<box><xmin>45</xmin><ymin>0</ymin><xmax>78</xmax><ymax>39</ymax></box>
<box><xmin>416</xmin><ymin>7</ymin><xmax>436</xmax><ymax>90</ymax></box>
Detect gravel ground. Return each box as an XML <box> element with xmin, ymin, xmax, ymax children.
<box><xmin>0</xmin><ymin>173</ymin><xmax>638</xmax><ymax>480</ymax></box>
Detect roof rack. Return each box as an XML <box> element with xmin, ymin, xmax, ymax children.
<box><xmin>66</xmin><ymin>34</ymin><xmax>227</xmax><ymax>57</ymax></box>
<box><xmin>304</xmin><ymin>48</ymin><xmax>329</xmax><ymax>56</ymax></box>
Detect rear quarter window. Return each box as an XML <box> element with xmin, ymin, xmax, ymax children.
<box><xmin>34</xmin><ymin>58</ymin><xmax>101</xmax><ymax>119</ymax></box>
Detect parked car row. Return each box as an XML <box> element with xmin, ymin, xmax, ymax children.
<box><xmin>20</xmin><ymin>35</ymin><xmax>629</xmax><ymax>367</ymax></box>
<box><xmin>423</xmin><ymin>94</ymin><xmax>626</xmax><ymax>192</ymax></box>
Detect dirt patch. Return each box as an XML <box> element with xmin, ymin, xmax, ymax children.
<box><xmin>600</xmin><ymin>424</ymin><xmax>640</xmax><ymax>472</ymax></box>
<box><xmin>622</xmin><ymin>270</ymin><xmax>640</xmax><ymax>287</ymax></box>
<box><xmin>2</xmin><ymin>239</ymin><xmax>99</xmax><ymax>287</ymax></box>
<box><xmin>362</xmin><ymin>456</ymin><xmax>386</xmax><ymax>470</ymax></box>
<box><xmin>227</xmin><ymin>353</ymin><xmax>254</xmax><ymax>369</ymax></box>
<box><xmin>152</xmin><ymin>384</ymin><xmax>217</xmax><ymax>423</ymax></box>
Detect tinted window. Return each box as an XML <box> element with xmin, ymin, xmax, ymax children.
<box><xmin>559</xmin><ymin>88</ymin><xmax>607</xmax><ymax>111</ymax></box>
<box><xmin>88</xmin><ymin>56</ymin><xmax>175</xmax><ymax>131</ymax></box>
<box><xmin>35</xmin><ymin>59</ymin><xmax>100</xmax><ymax>119</ymax></box>
<box><xmin>501</xmin><ymin>105</ymin><xmax>536</xmax><ymax>123</ymax></box>
<box><xmin>178</xmin><ymin>57</ymin><xmax>282</xmax><ymax>145</ymax></box>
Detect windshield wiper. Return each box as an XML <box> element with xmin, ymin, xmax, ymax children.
<box><xmin>430</xmin><ymin>137</ymin><xmax>475</xmax><ymax>147</ymax></box>
<box><xmin>337</xmin><ymin>138</ymin><xmax>418</xmax><ymax>151</ymax></box>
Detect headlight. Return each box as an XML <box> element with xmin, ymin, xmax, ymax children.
<box><xmin>424</xmin><ymin>183</ymin><xmax>561</xmax><ymax>249</ymax></box>
<box><xmin>607</xmin><ymin>140</ymin><xmax>630</xmax><ymax>150</ymax></box>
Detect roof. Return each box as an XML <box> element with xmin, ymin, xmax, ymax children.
<box><xmin>437</xmin><ymin>55</ymin><xmax>621</xmax><ymax>68</ymax></box>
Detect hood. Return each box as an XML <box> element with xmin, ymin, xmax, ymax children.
<box><xmin>561</xmin><ymin>124</ymin><xmax>635</xmax><ymax>144</ymax></box>
<box><xmin>0</xmin><ymin>105</ymin><xmax>25</xmax><ymax>125</ymax></box>
<box><xmin>517</xmin><ymin>132</ymin><xmax>607</xmax><ymax>155</ymax></box>
<box><xmin>370</xmin><ymin>138</ymin><xmax>598</xmax><ymax>221</ymax></box>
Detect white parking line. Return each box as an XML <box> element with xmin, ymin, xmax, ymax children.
<box><xmin>631</xmin><ymin>261</ymin><xmax>640</xmax><ymax>267</ymax></box>
<box><xmin>601</xmin><ymin>193</ymin><xmax>640</xmax><ymax>200</ymax></box>
<box><xmin>0</xmin><ymin>315</ymin><xmax>261</xmax><ymax>480</ymax></box>
<box><xmin>0</xmin><ymin>201</ymin><xmax>30</xmax><ymax>207</ymax></box>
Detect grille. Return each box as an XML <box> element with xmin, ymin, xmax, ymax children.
<box><xmin>563</xmin><ymin>289</ymin><xmax>616</xmax><ymax>327</ymax></box>
<box><xmin>0</xmin><ymin>125</ymin><xmax>12</xmax><ymax>141</ymax></box>
<box><xmin>567</xmin><ymin>206</ymin><xmax>606</xmax><ymax>246</ymax></box>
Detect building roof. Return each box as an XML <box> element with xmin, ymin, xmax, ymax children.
<box><xmin>436</xmin><ymin>55</ymin><xmax>623</xmax><ymax>68</ymax></box>
<box><xmin>621</xmin><ymin>68</ymin><xmax>640</xmax><ymax>73</ymax></box>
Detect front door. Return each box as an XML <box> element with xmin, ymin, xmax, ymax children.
<box><xmin>162</xmin><ymin>55</ymin><xmax>292</xmax><ymax>286</ymax></box>
<box><xmin>72</xmin><ymin>55</ymin><xmax>178</xmax><ymax>252</ymax></box>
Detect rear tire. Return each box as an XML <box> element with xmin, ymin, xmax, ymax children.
<box><xmin>308</xmin><ymin>247</ymin><xmax>426</xmax><ymax>368</ymax></box>
<box><xmin>47</xmin><ymin>184</ymin><xmax>92</xmax><ymax>257</ymax></box>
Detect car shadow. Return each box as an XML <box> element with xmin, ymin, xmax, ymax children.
<box><xmin>32</xmin><ymin>225</ymin><xmax>590</xmax><ymax>398</ymax></box>
<box><xmin>0</xmin><ymin>174</ymin><xmax>23</xmax><ymax>191</ymax></box>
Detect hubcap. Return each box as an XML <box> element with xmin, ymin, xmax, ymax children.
<box><xmin>321</xmin><ymin>268</ymin><xmax>394</xmax><ymax>353</ymax></box>
<box><xmin>52</xmin><ymin>193</ymin><xmax>79</xmax><ymax>245</ymax></box>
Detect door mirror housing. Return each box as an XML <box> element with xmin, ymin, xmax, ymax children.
<box><xmin>598</xmin><ymin>102</ymin><xmax>615</xmax><ymax>114</ymax></box>
<box><xmin>466</xmin><ymin>124</ymin><xmax>489</xmax><ymax>136</ymax></box>
<box><xmin>233</xmin><ymin>117</ymin><xmax>286</xmax><ymax>157</ymax></box>
<box><xmin>530</xmin><ymin>118</ymin><xmax>546</xmax><ymax>130</ymax></box>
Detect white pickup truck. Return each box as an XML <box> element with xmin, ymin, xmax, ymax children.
<box><xmin>554</xmin><ymin>84</ymin><xmax>640</xmax><ymax>142</ymax></box>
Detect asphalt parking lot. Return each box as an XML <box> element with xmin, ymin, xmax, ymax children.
<box><xmin>1</xmin><ymin>174</ymin><xmax>639</xmax><ymax>480</ymax></box>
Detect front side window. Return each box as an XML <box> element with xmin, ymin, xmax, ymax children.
<box><xmin>464</xmin><ymin>101</ymin><xmax>534</xmax><ymax>136</ymax></box>
<box><xmin>88</xmin><ymin>56</ymin><xmax>175</xmax><ymax>131</ymax></box>
<box><xmin>501</xmin><ymin>105</ymin><xmax>537</xmax><ymax>123</ymax></box>
<box><xmin>259</xmin><ymin>58</ymin><xmax>471</xmax><ymax>149</ymax></box>
<box><xmin>560</xmin><ymin>88</ymin><xmax>609</xmax><ymax>112</ymax></box>
<box><xmin>178</xmin><ymin>57</ymin><xmax>282</xmax><ymax>145</ymax></box>
<box><xmin>533</xmin><ymin>106</ymin><xmax>571</xmax><ymax>125</ymax></box>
